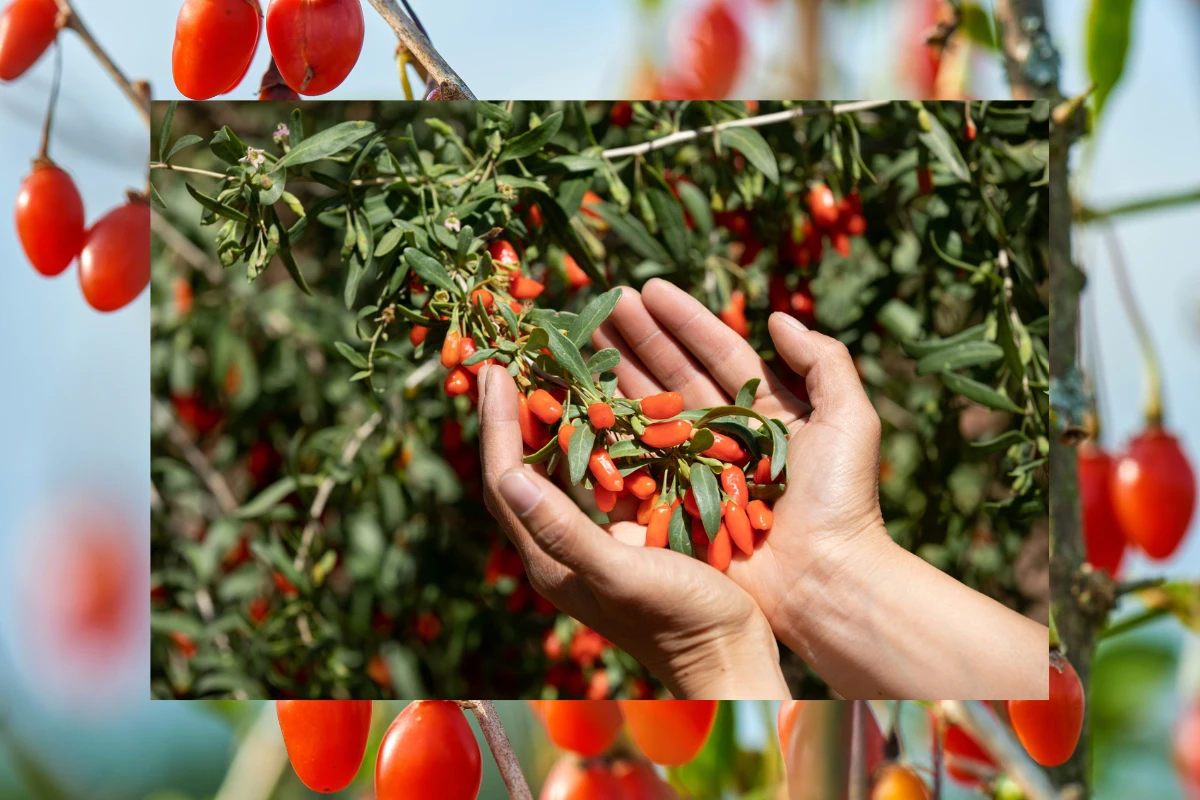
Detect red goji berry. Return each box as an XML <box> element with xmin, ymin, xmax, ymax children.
<box><xmin>517</xmin><ymin>394</ymin><xmax>548</xmax><ymax>450</ymax></box>
<box><xmin>690</xmin><ymin>517</ymin><xmax>709</xmax><ymax>554</ymax></box>
<box><xmin>640</xmin><ymin>392</ymin><xmax>684</xmax><ymax>420</ymax></box>
<box><xmin>587</xmin><ymin>401</ymin><xmax>615</xmax><ymax>429</ymax></box>
<box><xmin>588</xmin><ymin>448</ymin><xmax>624</xmax><ymax>493</ymax></box>
<box><xmin>488</xmin><ymin>240</ymin><xmax>520</xmax><ymax>272</ymax></box>
<box><xmin>594</xmin><ymin>484</ymin><xmax>618</xmax><ymax>513</ymax></box>
<box><xmin>917</xmin><ymin>166</ymin><xmax>934</xmax><ymax>195</ymax></box>
<box><xmin>470</xmin><ymin>288</ymin><xmax>494</xmax><ymax>309</ymax></box>
<box><xmin>640</xmin><ymin>420</ymin><xmax>693</xmax><ymax>449</ymax></box>
<box><xmin>557</xmin><ymin>423</ymin><xmax>575</xmax><ymax>454</ymax></box>
<box><xmin>724</xmin><ymin>501</ymin><xmax>753</xmax><ymax>556</ymax></box>
<box><xmin>410</xmin><ymin>325</ymin><xmax>428</xmax><ymax>346</ymax></box>
<box><xmin>441</xmin><ymin>330</ymin><xmax>461</xmax><ymax>368</ymax></box>
<box><xmin>807</xmin><ymin>183</ymin><xmax>839</xmax><ymax>229</ymax></box>
<box><xmin>683</xmin><ymin>488</ymin><xmax>700</xmax><ymax>518</ymax></box>
<box><xmin>564</xmin><ymin>255</ymin><xmax>592</xmax><ymax>289</ymax></box>
<box><xmin>645</xmin><ymin>504</ymin><xmax>671</xmax><ymax>548</ymax></box>
<box><xmin>753</xmin><ymin>456</ymin><xmax>773</xmax><ymax>485</ymax></box>
<box><xmin>444</xmin><ymin>366</ymin><xmax>471</xmax><ymax>396</ymax></box>
<box><xmin>636</xmin><ymin>493</ymin><xmax>659</xmax><ymax>525</ymax></box>
<box><xmin>746</xmin><ymin>499</ymin><xmax>773</xmax><ymax>531</ymax></box>
<box><xmin>627</xmin><ymin>469</ymin><xmax>657</xmax><ymax>500</ymax></box>
<box><xmin>707</xmin><ymin>523</ymin><xmax>732</xmax><ymax>571</ymax></box>
<box><xmin>702</xmin><ymin>432</ymin><xmax>746</xmax><ymax>463</ymax></box>
<box><xmin>528</xmin><ymin>389</ymin><xmax>564</xmax><ymax>424</ymax></box>
<box><xmin>511</xmin><ymin>276</ymin><xmax>545</xmax><ymax>300</ymax></box>
<box><xmin>720</xmin><ymin>466</ymin><xmax>748</xmax><ymax>507</ymax></box>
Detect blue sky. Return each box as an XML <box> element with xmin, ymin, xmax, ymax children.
<box><xmin>0</xmin><ymin>0</ymin><xmax>1198</xmax><ymax>796</ymax></box>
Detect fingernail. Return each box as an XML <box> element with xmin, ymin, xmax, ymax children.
<box><xmin>773</xmin><ymin>311</ymin><xmax>808</xmax><ymax>332</ymax></box>
<box><xmin>499</xmin><ymin>471</ymin><xmax>542</xmax><ymax>517</ymax></box>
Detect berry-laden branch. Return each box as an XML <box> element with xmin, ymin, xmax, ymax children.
<box><xmin>457</xmin><ymin>700</ymin><xmax>534</xmax><ymax>800</ymax></box>
<box><xmin>364</xmin><ymin>0</ymin><xmax>475</xmax><ymax>99</ymax></box>
<box><xmin>53</xmin><ymin>0</ymin><xmax>151</xmax><ymax>127</ymax></box>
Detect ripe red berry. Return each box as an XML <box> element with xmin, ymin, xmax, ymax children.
<box><xmin>277</xmin><ymin>700</ymin><xmax>371</xmax><ymax>793</ymax></box>
<box><xmin>540</xmin><ymin>701</ymin><xmax>624</xmax><ymax>757</ymax></box>
<box><xmin>78</xmin><ymin>198</ymin><xmax>151</xmax><ymax>312</ymax></box>
<box><xmin>707</xmin><ymin>522</ymin><xmax>732</xmax><ymax>571</ymax></box>
<box><xmin>564</xmin><ymin>255</ymin><xmax>593</xmax><ymax>289</ymax></box>
<box><xmin>441</xmin><ymin>329</ymin><xmax>462</xmax><ymax>368</ymax></box>
<box><xmin>588</xmin><ymin>401</ymin><xmax>615</xmax><ymax>429</ymax></box>
<box><xmin>170</xmin><ymin>631</ymin><xmax>197</xmax><ymax>658</ymax></box>
<box><xmin>1110</xmin><ymin>427</ymin><xmax>1197</xmax><ymax>560</ymax></box>
<box><xmin>557</xmin><ymin>422</ymin><xmax>575</xmax><ymax>454</ymax></box>
<box><xmin>753</xmin><ymin>456</ymin><xmax>773</xmax><ymax>485</ymax></box>
<box><xmin>266</xmin><ymin>0</ymin><xmax>364</xmax><ymax>96</ymax></box>
<box><xmin>609</xmin><ymin>101</ymin><xmax>633</xmax><ymax>128</ymax></box>
<box><xmin>470</xmin><ymin>287</ymin><xmax>494</xmax><ymax>309</ymax></box>
<box><xmin>594</xmin><ymin>484</ymin><xmax>618</xmax><ymax>513</ymax></box>
<box><xmin>718</xmin><ymin>291</ymin><xmax>750</xmax><ymax>338</ymax></box>
<box><xmin>443</xmin><ymin>366</ymin><xmax>472</xmax><ymax>397</ymax></box>
<box><xmin>410</xmin><ymin>324</ymin><xmax>429</xmax><ymax>346</ymax></box>
<box><xmin>613</xmin><ymin>759</ymin><xmax>678</xmax><ymax>800</ymax></box>
<box><xmin>941</xmin><ymin>719</ymin><xmax>995</xmax><ymax>786</ymax></box>
<box><xmin>619</xmin><ymin>700</ymin><xmax>718</xmax><ymax>766</ymax></box>
<box><xmin>627</xmin><ymin>469</ymin><xmax>657</xmax><ymax>501</ymax></box>
<box><xmin>588</xmin><ymin>448</ymin><xmax>624</xmax><ymax>492</ymax></box>
<box><xmin>15</xmin><ymin>162</ymin><xmax>85</xmax><ymax>277</ymax></box>
<box><xmin>639</xmin><ymin>392</ymin><xmax>684</xmax><ymax>420</ymax></box>
<box><xmin>645</xmin><ymin>504</ymin><xmax>671</xmax><ymax>548</ymax></box>
<box><xmin>0</xmin><ymin>0</ymin><xmax>57</xmax><ymax>81</ymax></box>
<box><xmin>540</xmin><ymin>757</ymin><xmax>625</xmax><ymax>800</ymax></box>
<box><xmin>517</xmin><ymin>393</ymin><xmax>549</xmax><ymax>450</ymax></box>
<box><xmin>807</xmin><ymin>183</ymin><xmax>839</xmax><ymax>229</ymax></box>
<box><xmin>1077</xmin><ymin>441</ymin><xmax>1125</xmax><ymax>575</ymax></box>
<box><xmin>1007</xmin><ymin>651</ymin><xmax>1085</xmax><ymax>767</ymax></box>
<box><xmin>376</xmin><ymin>701</ymin><xmax>482</xmax><ymax>800</ymax></box>
<box><xmin>701</xmin><ymin>432</ymin><xmax>746</xmax><ymax>462</ymax></box>
<box><xmin>172</xmin><ymin>0</ymin><xmax>263</xmax><ymax>100</ymax></box>
<box><xmin>511</xmin><ymin>275</ymin><xmax>545</xmax><ymax>300</ymax></box>
<box><xmin>720</xmin><ymin>465</ymin><xmax>748</xmax><ymax>507</ymax></box>
<box><xmin>529</xmin><ymin>389</ymin><xmax>564</xmax><ymax>424</ymax></box>
<box><xmin>488</xmin><ymin>239</ymin><xmax>520</xmax><ymax>272</ymax></box>
<box><xmin>746</xmin><ymin>499</ymin><xmax>773</xmax><ymax>531</ymax></box>
<box><xmin>724</xmin><ymin>501</ymin><xmax>753</xmax><ymax>555</ymax></box>
<box><xmin>640</xmin><ymin>419</ymin><xmax>693</xmax><ymax>449</ymax></box>
<box><xmin>669</xmin><ymin>0</ymin><xmax>746</xmax><ymax>99</ymax></box>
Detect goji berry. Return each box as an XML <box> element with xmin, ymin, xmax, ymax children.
<box><xmin>488</xmin><ymin>239</ymin><xmax>520</xmax><ymax>272</ymax></box>
<box><xmin>441</xmin><ymin>329</ymin><xmax>462</xmax><ymax>368</ymax></box>
<box><xmin>564</xmin><ymin>255</ymin><xmax>593</xmax><ymax>289</ymax></box>
<box><xmin>470</xmin><ymin>287</ymin><xmax>494</xmax><ymax>309</ymax></box>
<box><xmin>410</xmin><ymin>325</ymin><xmax>428</xmax><ymax>346</ymax></box>
<box><xmin>640</xmin><ymin>392</ymin><xmax>684</xmax><ymax>420</ymax></box>
<box><xmin>1111</xmin><ymin>427</ymin><xmax>1196</xmax><ymax>560</ymax></box>
<box><xmin>1007</xmin><ymin>651</ymin><xmax>1084</xmax><ymax>767</ymax></box>
<box><xmin>618</xmin><ymin>700</ymin><xmax>718</xmax><ymax>766</ymax></box>
<box><xmin>443</xmin><ymin>366</ymin><xmax>471</xmax><ymax>397</ymax></box>
<box><xmin>724</xmin><ymin>501</ymin><xmax>753</xmax><ymax>556</ymax></box>
<box><xmin>718</xmin><ymin>292</ymin><xmax>750</xmax><ymax>338</ymax></box>
<box><xmin>517</xmin><ymin>393</ymin><xmax>548</xmax><ymax>450</ymax></box>
<box><xmin>588</xmin><ymin>448</ymin><xmax>624</xmax><ymax>492</ymax></box>
<box><xmin>640</xmin><ymin>420</ymin><xmax>693</xmax><ymax>449</ymax></box>
<box><xmin>832</xmin><ymin>230</ymin><xmax>851</xmax><ymax>257</ymax></box>
<box><xmin>266</xmin><ymin>0</ymin><xmax>364</xmax><ymax>96</ymax></box>
<box><xmin>511</xmin><ymin>276</ymin><xmax>545</xmax><ymax>300</ymax></box>
<box><xmin>528</xmin><ymin>389</ymin><xmax>564</xmax><ymax>424</ymax></box>
<box><xmin>645</xmin><ymin>504</ymin><xmax>671</xmax><ymax>548</ymax></box>
<box><xmin>375</xmin><ymin>701</ymin><xmax>481</xmax><ymax>800</ymax></box>
<box><xmin>277</xmin><ymin>700</ymin><xmax>372</xmax><ymax>793</ymax></box>
<box><xmin>15</xmin><ymin>162</ymin><xmax>85</xmax><ymax>277</ymax></box>
<box><xmin>609</xmin><ymin>101</ymin><xmax>633</xmax><ymax>128</ymax></box>
<box><xmin>627</xmin><ymin>469</ymin><xmax>657</xmax><ymax>500</ymax></box>
<box><xmin>588</xmin><ymin>401</ymin><xmax>615</xmax><ymax>429</ymax></box>
<box><xmin>807</xmin><ymin>183</ymin><xmax>839</xmax><ymax>229</ymax></box>
<box><xmin>720</xmin><ymin>465</ymin><xmax>748</xmax><ymax>507</ymax></box>
<box><xmin>173</xmin><ymin>0</ymin><xmax>263</xmax><ymax>100</ymax></box>
<box><xmin>753</xmin><ymin>456</ymin><xmax>773</xmax><ymax>485</ymax></box>
<box><xmin>702</xmin><ymin>432</ymin><xmax>746</xmax><ymax>462</ymax></box>
<box><xmin>170</xmin><ymin>631</ymin><xmax>197</xmax><ymax>658</ymax></box>
<box><xmin>917</xmin><ymin>166</ymin><xmax>934</xmax><ymax>195</ymax></box>
<box><xmin>540</xmin><ymin>757</ymin><xmax>624</xmax><ymax>799</ymax></box>
<box><xmin>557</xmin><ymin>422</ymin><xmax>575</xmax><ymax>454</ymax></box>
<box><xmin>872</xmin><ymin>764</ymin><xmax>931</xmax><ymax>799</ymax></box>
<box><xmin>707</xmin><ymin>523</ymin><xmax>732</xmax><ymax>571</ymax></box>
<box><xmin>746</xmin><ymin>499</ymin><xmax>773</xmax><ymax>531</ymax></box>
<box><xmin>79</xmin><ymin>199</ymin><xmax>151</xmax><ymax>312</ymax></box>
<box><xmin>457</xmin><ymin>334</ymin><xmax>476</xmax><ymax>364</ymax></box>
<box><xmin>683</xmin><ymin>488</ymin><xmax>700</xmax><ymax>518</ymax></box>
<box><xmin>594</xmin><ymin>484</ymin><xmax>618</xmax><ymax>513</ymax></box>
<box><xmin>0</xmin><ymin>0</ymin><xmax>57</xmax><ymax>81</ymax></box>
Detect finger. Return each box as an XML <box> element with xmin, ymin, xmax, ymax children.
<box><xmin>497</xmin><ymin>467</ymin><xmax>639</xmax><ymax>594</ymax></box>
<box><xmin>592</xmin><ymin>320</ymin><xmax>663</xmax><ymax>400</ymax></box>
<box><xmin>605</xmin><ymin>284</ymin><xmax>728</xmax><ymax>408</ymax></box>
<box><xmin>478</xmin><ymin>366</ymin><xmax>572</xmax><ymax>587</ymax></box>
<box><xmin>642</xmin><ymin>278</ymin><xmax>805</xmax><ymax>425</ymax></box>
<box><xmin>768</xmin><ymin>313</ymin><xmax>879</xmax><ymax>438</ymax></box>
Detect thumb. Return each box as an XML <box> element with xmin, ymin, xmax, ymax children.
<box><xmin>768</xmin><ymin>312</ymin><xmax>878</xmax><ymax>435</ymax></box>
<box><xmin>496</xmin><ymin>468</ymin><xmax>634</xmax><ymax>591</ymax></box>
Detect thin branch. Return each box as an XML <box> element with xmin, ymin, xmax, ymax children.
<box><xmin>293</xmin><ymin>411</ymin><xmax>384</xmax><ymax>570</ymax></box>
<box><xmin>847</xmin><ymin>701</ymin><xmax>868</xmax><ymax>800</ymax></box>
<box><xmin>1114</xmin><ymin>576</ymin><xmax>1166</xmax><ymax>597</ymax></box>
<box><xmin>600</xmin><ymin>100</ymin><xmax>890</xmax><ymax>159</ymax></box>
<box><xmin>363</xmin><ymin>0</ymin><xmax>475</xmax><ymax>99</ymax></box>
<box><xmin>459</xmin><ymin>701</ymin><xmax>534</xmax><ymax>800</ymax></box>
<box><xmin>939</xmin><ymin>701</ymin><xmax>1059</xmax><ymax>800</ymax></box>
<box><xmin>37</xmin><ymin>42</ymin><xmax>63</xmax><ymax>160</ymax></box>
<box><xmin>152</xmin><ymin>396</ymin><xmax>238</xmax><ymax>514</ymax></box>
<box><xmin>54</xmin><ymin>0</ymin><xmax>150</xmax><ymax>128</ymax></box>
<box><xmin>151</xmin><ymin>162</ymin><xmax>228</xmax><ymax>180</ymax></box>
<box><xmin>1078</xmin><ymin>185</ymin><xmax>1200</xmax><ymax>222</ymax></box>
<box><xmin>1097</xmin><ymin>606</ymin><xmax>1171</xmax><ymax>642</ymax></box>
<box><xmin>213</xmin><ymin>703</ymin><xmax>289</xmax><ymax>800</ymax></box>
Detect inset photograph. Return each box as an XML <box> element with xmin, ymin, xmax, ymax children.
<box><xmin>149</xmin><ymin>99</ymin><xmax>1050</xmax><ymax>700</ymax></box>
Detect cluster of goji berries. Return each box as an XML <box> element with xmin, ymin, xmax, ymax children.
<box><xmin>2</xmin><ymin>0</ymin><xmax>149</xmax><ymax>311</ymax></box>
<box><xmin>172</xmin><ymin>0</ymin><xmax>364</xmax><ymax>99</ymax></box>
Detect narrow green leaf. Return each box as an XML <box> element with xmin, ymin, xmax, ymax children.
<box><xmin>940</xmin><ymin>371</ymin><xmax>1024</xmax><ymax>414</ymax></box>
<box><xmin>236</xmin><ymin>477</ymin><xmax>298</xmax><ymax>519</ymax></box>
<box><xmin>186</xmin><ymin>183</ymin><xmax>249</xmax><ymax>223</ymax></box>
<box><xmin>720</xmin><ymin>126</ymin><xmax>779</xmax><ymax>183</ymax></box>
<box><xmin>902</xmin><ymin>323</ymin><xmax>989</xmax><ymax>357</ymax></box>
<box><xmin>165</xmin><ymin>134</ymin><xmax>204</xmax><ymax>164</ymax></box>
<box><xmin>691</xmin><ymin>464</ymin><xmax>722</xmax><ymax>539</ymax></box>
<box><xmin>274</xmin><ymin>121</ymin><xmax>377</xmax><ymax>169</ymax></box>
<box><xmin>568</xmin><ymin>288</ymin><xmax>623</xmax><ymax>347</ymax></box>
<box><xmin>676</xmin><ymin>181</ymin><xmax>713</xmax><ymax>236</ymax></box>
<box><xmin>334</xmin><ymin>341</ymin><xmax>369</xmax><ymax>369</ymax></box>
<box><xmin>582</xmin><ymin>200</ymin><xmax>671</xmax><ymax>264</ymax></box>
<box><xmin>667</xmin><ymin>504</ymin><xmax>693</xmax><ymax>556</ymax></box>
<box><xmin>587</xmin><ymin>348</ymin><xmax>621</xmax><ymax>374</ymax></box>
<box><xmin>970</xmin><ymin>430</ymin><xmax>1031</xmax><ymax>453</ymax></box>
<box><xmin>918</xmin><ymin>113</ymin><xmax>970</xmax><ymax>183</ymax></box>
<box><xmin>541</xmin><ymin>325</ymin><xmax>594</xmax><ymax>389</ymax></box>
<box><xmin>687</xmin><ymin>428</ymin><xmax>715</xmax><ymax>455</ymax></box>
<box><xmin>1087</xmin><ymin>0</ymin><xmax>1135</xmax><ymax>120</ymax></box>
<box><xmin>915</xmin><ymin>341</ymin><xmax>1004</xmax><ymax>375</ymax></box>
<box><xmin>647</xmin><ymin>187</ymin><xmax>688</xmax><ymax>265</ymax></box>
<box><xmin>536</xmin><ymin>194</ymin><xmax>606</xmax><ymax>286</ymax></box>
<box><xmin>403</xmin><ymin>248</ymin><xmax>458</xmax><ymax>294</ymax></box>
<box><xmin>568</xmin><ymin>424</ymin><xmax>596</xmax><ymax>484</ymax></box>
<box><xmin>209</xmin><ymin>126</ymin><xmax>247</xmax><ymax>165</ymax></box>
<box><xmin>498</xmin><ymin>111</ymin><xmax>564</xmax><ymax>163</ymax></box>
<box><xmin>157</xmin><ymin>101</ymin><xmax>177</xmax><ymax>163</ymax></box>
<box><xmin>734</xmin><ymin>378</ymin><xmax>760</xmax><ymax>411</ymax></box>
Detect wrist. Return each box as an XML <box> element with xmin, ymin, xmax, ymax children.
<box><xmin>655</xmin><ymin>615</ymin><xmax>790</xmax><ymax>699</ymax></box>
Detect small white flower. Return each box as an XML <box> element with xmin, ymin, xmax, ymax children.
<box><xmin>443</xmin><ymin>213</ymin><xmax>461</xmax><ymax>232</ymax></box>
<box><xmin>240</xmin><ymin>147</ymin><xmax>267</xmax><ymax>169</ymax></box>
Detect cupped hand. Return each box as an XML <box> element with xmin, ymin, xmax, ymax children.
<box><xmin>590</xmin><ymin>279</ymin><xmax>890</xmax><ymax>641</ymax></box>
<box><xmin>477</xmin><ymin>361</ymin><xmax>788</xmax><ymax>700</ymax></box>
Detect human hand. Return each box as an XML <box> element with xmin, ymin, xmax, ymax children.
<box><xmin>477</xmin><ymin>361</ymin><xmax>789</xmax><ymax>699</ymax></box>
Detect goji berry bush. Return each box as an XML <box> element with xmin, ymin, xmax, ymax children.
<box><xmin>148</xmin><ymin>98</ymin><xmax>1051</xmax><ymax>701</ymax></box>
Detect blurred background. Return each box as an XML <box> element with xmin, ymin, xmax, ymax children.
<box><xmin>0</xmin><ymin>0</ymin><xmax>1199</xmax><ymax>797</ymax></box>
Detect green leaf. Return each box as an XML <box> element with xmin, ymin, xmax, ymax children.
<box><xmin>915</xmin><ymin>341</ymin><xmax>1004</xmax><ymax>375</ymax></box>
<box><xmin>209</xmin><ymin>126</ymin><xmax>247</xmax><ymax>165</ymax></box>
<box><xmin>667</xmin><ymin>504</ymin><xmax>693</xmax><ymax>556</ymax></box>
<box><xmin>719</xmin><ymin>126</ymin><xmax>779</xmax><ymax>183</ymax></box>
<box><xmin>582</xmin><ymin>200</ymin><xmax>671</xmax><ymax>264</ymax></box>
<box><xmin>568</xmin><ymin>424</ymin><xmax>596</xmax><ymax>484</ymax></box>
<box><xmin>918</xmin><ymin>114</ymin><xmax>971</xmax><ymax>182</ymax></box>
<box><xmin>157</xmin><ymin>101</ymin><xmax>177</xmax><ymax>163</ymax></box>
<box><xmin>541</xmin><ymin>324</ymin><xmax>594</xmax><ymax>389</ymax></box>
<box><xmin>687</xmin><ymin>428</ymin><xmax>715</xmax><ymax>455</ymax></box>
<box><xmin>236</xmin><ymin>477</ymin><xmax>298</xmax><ymax>519</ymax></box>
<box><xmin>186</xmin><ymin>183</ymin><xmax>249</xmax><ymax>223</ymax></box>
<box><xmin>275</xmin><ymin>210</ymin><xmax>312</xmax><ymax>296</ymax></box>
<box><xmin>403</xmin><ymin>248</ymin><xmax>458</xmax><ymax>294</ymax></box>
<box><xmin>706</xmin><ymin>420</ymin><xmax>762</xmax><ymax>463</ymax></box>
<box><xmin>676</xmin><ymin>181</ymin><xmax>713</xmax><ymax>236</ymax></box>
<box><xmin>274</xmin><ymin>121</ymin><xmax>377</xmax><ymax>169</ymax></box>
<box><xmin>498</xmin><ymin>111</ymin><xmax>564</xmax><ymax>163</ymax></box>
<box><xmin>165</xmin><ymin>135</ymin><xmax>204</xmax><ymax>164</ymax></box>
<box><xmin>568</xmin><ymin>288</ymin><xmax>623</xmax><ymax>347</ymax></box>
<box><xmin>970</xmin><ymin>430</ymin><xmax>1031</xmax><ymax>453</ymax></box>
<box><xmin>536</xmin><ymin>194</ymin><xmax>606</xmax><ymax>286</ymax></box>
<box><xmin>734</xmin><ymin>378</ymin><xmax>760</xmax><ymax>412</ymax></box>
<box><xmin>1087</xmin><ymin>0</ymin><xmax>1135</xmax><ymax>120</ymax></box>
<box><xmin>902</xmin><ymin>323</ymin><xmax>989</xmax><ymax>357</ymax></box>
<box><xmin>647</xmin><ymin>187</ymin><xmax>688</xmax><ymax>265</ymax></box>
<box><xmin>334</xmin><ymin>341</ymin><xmax>369</xmax><ymax>369</ymax></box>
<box><xmin>691</xmin><ymin>463</ymin><xmax>722</xmax><ymax>539</ymax></box>
<box><xmin>940</xmin><ymin>372</ymin><xmax>1024</xmax><ymax>414</ymax></box>
<box><xmin>959</xmin><ymin>3</ymin><xmax>1000</xmax><ymax>50</ymax></box>
<box><xmin>587</xmin><ymin>348</ymin><xmax>621</xmax><ymax>374</ymax></box>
